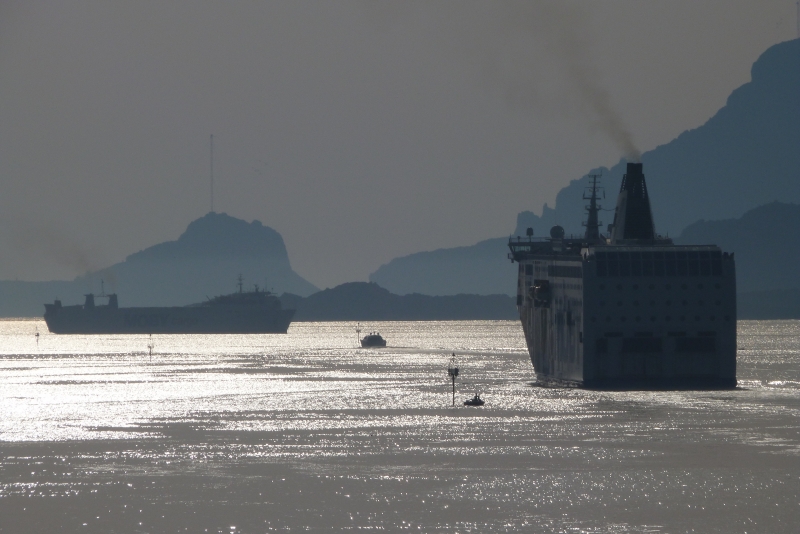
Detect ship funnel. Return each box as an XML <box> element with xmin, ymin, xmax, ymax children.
<box><xmin>610</xmin><ymin>162</ymin><xmax>656</xmax><ymax>243</ymax></box>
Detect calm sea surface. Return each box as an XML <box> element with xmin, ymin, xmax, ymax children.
<box><xmin>1</xmin><ymin>319</ymin><xmax>799</xmax><ymax>533</ymax></box>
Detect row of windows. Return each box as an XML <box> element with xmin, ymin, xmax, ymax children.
<box><xmin>596</xmin><ymin>336</ymin><xmax>716</xmax><ymax>354</ymax></box>
<box><xmin>599</xmin><ymin>299</ymin><xmax>722</xmax><ymax>307</ymax></box>
<box><xmin>595</xmin><ymin>250</ymin><xmax>724</xmax><ymax>277</ymax></box>
<box><xmin>599</xmin><ymin>283</ymin><xmax>722</xmax><ymax>291</ymax></box>
<box><xmin>523</xmin><ymin>264</ymin><xmax>584</xmax><ymax>279</ymax></box>
<box><xmin>548</xmin><ymin>265</ymin><xmax>582</xmax><ymax>278</ymax></box>
<box><xmin>603</xmin><ymin>331</ymin><xmax>717</xmax><ymax>338</ymax></box>
<box><xmin>590</xmin><ymin>315</ymin><xmax>730</xmax><ymax>323</ymax></box>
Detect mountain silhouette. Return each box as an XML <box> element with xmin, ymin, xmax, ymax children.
<box><xmin>516</xmin><ymin>38</ymin><xmax>800</xmax><ymax>238</ymax></box>
<box><xmin>674</xmin><ymin>201</ymin><xmax>800</xmax><ymax>293</ymax></box>
<box><xmin>369</xmin><ymin>238</ymin><xmax>514</xmax><ymax>296</ymax></box>
<box><xmin>0</xmin><ymin>212</ymin><xmax>318</xmax><ymax>316</ymax></box>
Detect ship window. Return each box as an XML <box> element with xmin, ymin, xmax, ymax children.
<box><xmin>653</xmin><ymin>252</ymin><xmax>665</xmax><ymax>276</ymax></box>
<box><xmin>665</xmin><ymin>252</ymin><xmax>676</xmax><ymax>276</ymax></box>
<box><xmin>676</xmin><ymin>251</ymin><xmax>688</xmax><ymax>276</ymax></box>
<box><xmin>675</xmin><ymin>337</ymin><xmax>715</xmax><ymax>353</ymax></box>
<box><xmin>597</xmin><ymin>257</ymin><xmax>607</xmax><ymax>277</ymax></box>
<box><xmin>619</xmin><ymin>252</ymin><xmax>631</xmax><ymax>276</ymax></box>
<box><xmin>622</xmin><ymin>337</ymin><xmax>662</xmax><ymax>353</ymax></box>
<box><xmin>641</xmin><ymin>252</ymin><xmax>653</xmax><ymax>276</ymax></box>
<box><xmin>687</xmin><ymin>251</ymin><xmax>700</xmax><ymax>276</ymax></box>
<box><xmin>607</xmin><ymin>252</ymin><xmax>619</xmax><ymax>276</ymax></box>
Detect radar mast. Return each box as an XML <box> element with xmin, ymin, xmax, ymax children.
<box><xmin>583</xmin><ymin>173</ymin><xmax>604</xmax><ymax>242</ymax></box>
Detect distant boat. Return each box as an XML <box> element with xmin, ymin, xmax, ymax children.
<box><xmin>464</xmin><ymin>393</ymin><xmax>484</xmax><ymax>406</ymax></box>
<box><xmin>360</xmin><ymin>332</ymin><xmax>386</xmax><ymax>348</ymax></box>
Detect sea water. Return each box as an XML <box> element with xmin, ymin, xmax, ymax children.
<box><xmin>0</xmin><ymin>320</ymin><xmax>798</xmax><ymax>532</ymax></box>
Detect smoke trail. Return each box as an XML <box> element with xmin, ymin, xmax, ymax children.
<box><xmin>363</xmin><ymin>1</ymin><xmax>642</xmax><ymax>161</ymax></box>
<box><xmin>0</xmin><ymin>217</ymin><xmax>103</xmax><ymax>278</ymax></box>
<box><xmin>541</xmin><ymin>3</ymin><xmax>642</xmax><ymax>162</ymax></box>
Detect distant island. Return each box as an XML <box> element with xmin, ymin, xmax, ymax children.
<box><xmin>280</xmin><ymin>282</ymin><xmax>516</xmax><ymax>321</ymax></box>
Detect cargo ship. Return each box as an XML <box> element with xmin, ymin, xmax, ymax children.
<box><xmin>43</xmin><ymin>278</ymin><xmax>294</xmax><ymax>334</ymax></box>
<box><xmin>508</xmin><ymin>163</ymin><xmax>736</xmax><ymax>388</ymax></box>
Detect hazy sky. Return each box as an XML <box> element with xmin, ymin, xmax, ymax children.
<box><xmin>0</xmin><ymin>1</ymin><xmax>796</xmax><ymax>289</ymax></box>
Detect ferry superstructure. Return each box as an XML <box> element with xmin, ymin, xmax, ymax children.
<box><xmin>508</xmin><ymin>163</ymin><xmax>736</xmax><ymax>388</ymax></box>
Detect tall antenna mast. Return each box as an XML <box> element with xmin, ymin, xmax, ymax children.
<box><xmin>797</xmin><ymin>1</ymin><xmax>799</xmax><ymax>38</ymax></box>
<box><xmin>209</xmin><ymin>134</ymin><xmax>214</xmax><ymax>213</ymax></box>
<box><xmin>582</xmin><ymin>173</ymin><xmax>604</xmax><ymax>242</ymax></box>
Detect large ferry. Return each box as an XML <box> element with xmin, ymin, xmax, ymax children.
<box><xmin>508</xmin><ymin>163</ymin><xmax>736</xmax><ymax>388</ymax></box>
<box><xmin>43</xmin><ymin>278</ymin><xmax>294</xmax><ymax>334</ymax></box>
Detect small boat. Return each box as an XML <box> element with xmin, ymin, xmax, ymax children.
<box><xmin>361</xmin><ymin>332</ymin><xmax>386</xmax><ymax>348</ymax></box>
<box><xmin>464</xmin><ymin>393</ymin><xmax>484</xmax><ymax>406</ymax></box>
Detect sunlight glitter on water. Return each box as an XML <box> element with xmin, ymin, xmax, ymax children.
<box><xmin>2</xmin><ymin>319</ymin><xmax>800</xmax><ymax>532</ymax></box>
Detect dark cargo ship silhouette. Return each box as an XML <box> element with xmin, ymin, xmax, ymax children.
<box><xmin>43</xmin><ymin>278</ymin><xmax>294</xmax><ymax>334</ymax></box>
<box><xmin>508</xmin><ymin>163</ymin><xmax>737</xmax><ymax>388</ymax></box>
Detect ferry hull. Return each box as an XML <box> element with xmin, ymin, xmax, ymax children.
<box><xmin>509</xmin><ymin>163</ymin><xmax>737</xmax><ymax>389</ymax></box>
